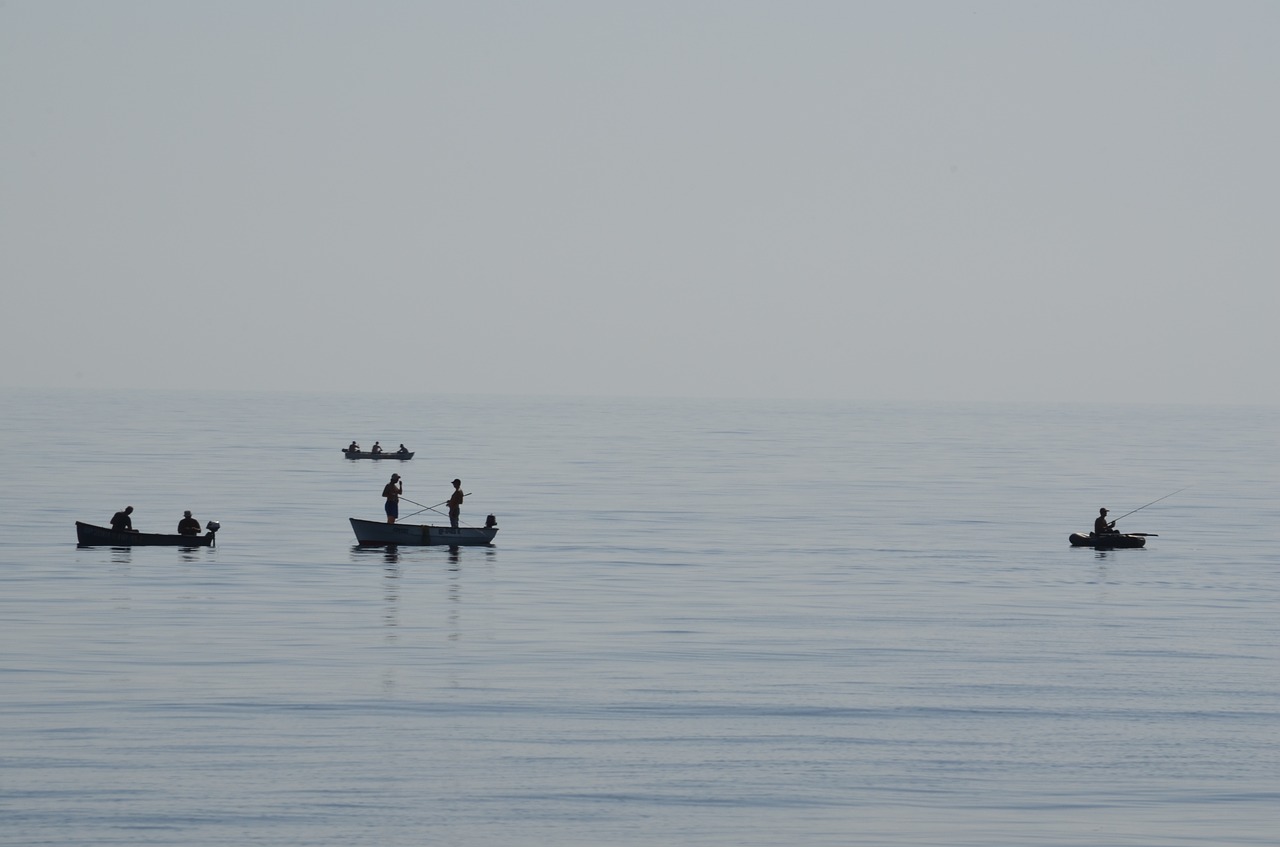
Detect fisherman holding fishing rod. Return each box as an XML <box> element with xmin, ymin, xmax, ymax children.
<box><xmin>447</xmin><ymin>479</ymin><xmax>465</xmax><ymax>527</ymax></box>
<box><xmin>1070</xmin><ymin>490</ymin><xmax>1182</xmax><ymax>548</ymax></box>
<box><xmin>1092</xmin><ymin>489</ymin><xmax>1185</xmax><ymax>536</ymax></box>
<box><xmin>382</xmin><ymin>473</ymin><xmax>402</xmax><ymax>524</ymax></box>
<box><xmin>383</xmin><ymin>480</ymin><xmax>473</xmax><ymax>527</ymax></box>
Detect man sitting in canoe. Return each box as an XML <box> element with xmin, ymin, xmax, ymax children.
<box><xmin>178</xmin><ymin>510</ymin><xmax>201</xmax><ymax>536</ymax></box>
<box><xmin>1094</xmin><ymin>508</ymin><xmax>1118</xmax><ymax>535</ymax></box>
<box><xmin>347</xmin><ymin>441</ymin><xmax>360</xmax><ymax>453</ymax></box>
<box><xmin>372</xmin><ymin>442</ymin><xmax>383</xmax><ymax>454</ymax></box>
<box><xmin>110</xmin><ymin>506</ymin><xmax>137</xmax><ymax>533</ymax></box>
<box><xmin>397</xmin><ymin>444</ymin><xmax>409</xmax><ymax>454</ymax></box>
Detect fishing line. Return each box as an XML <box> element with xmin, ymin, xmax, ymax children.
<box><xmin>395</xmin><ymin>494</ymin><xmax>478</xmax><ymax>526</ymax></box>
<box><xmin>1112</xmin><ymin>488</ymin><xmax>1186</xmax><ymax>523</ymax></box>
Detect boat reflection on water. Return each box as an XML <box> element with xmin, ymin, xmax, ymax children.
<box><xmin>383</xmin><ymin>559</ymin><xmax>400</xmax><ymax>632</ymax></box>
<box><xmin>350</xmin><ymin>544</ymin><xmax>403</xmax><ymax>564</ymax></box>
<box><xmin>347</xmin><ymin>543</ymin><xmax>469</xmax><ymax>566</ymax></box>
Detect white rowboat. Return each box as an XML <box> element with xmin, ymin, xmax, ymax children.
<box><xmin>349</xmin><ymin>517</ymin><xmax>497</xmax><ymax>546</ymax></box>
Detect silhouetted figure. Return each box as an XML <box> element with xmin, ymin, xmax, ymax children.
<box><xmin>382</xmin><ymin>473</ymin><xmax>402</xmax><ymax>524</ymax></box>
<box><xmin>448</xmin><ymin>479</ymin><xmax>465</xmax><ymax>528</ymax></box>
<box><xmin>110</xmin><ymin>506</ymin><xmax>136</xmax><ymax>533</ymax></box>
<box><xmin>1094</xmin><ymin>508</ymin><xmax>1118</xmax><ymax>535</ymax></box>
<box><xmin>178</xmin><ymin>510</ymin><xmax>201</xmax><ymax>535</ymax></box>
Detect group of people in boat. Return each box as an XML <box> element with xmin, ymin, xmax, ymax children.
<box><xmin>110</xmin><ymin>506</ymin><xmax>204</xmax><ymax>536</ymax></box>
<box><xmin>345</xmin><ymin>441</ymin><xmax>410</xmax><ymax>455</ymax></box>
<box><xmin>381</xmin><ymin>474</ymin><xmax>468</xmax><ymax>527</ymax></box>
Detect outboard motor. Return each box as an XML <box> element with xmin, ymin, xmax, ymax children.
<box><xmin>205</xmin><ymin>520</ymin><xmax>221</xmax><ymax>547</ymax></box>
<box><xmin>485</xmin><ymin>514</ymin><xmax>498</xmax><ymax>529</ymax></box>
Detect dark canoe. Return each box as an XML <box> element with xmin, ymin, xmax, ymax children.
<box><xmin>76</xmin><ymin>521</ymin><xmax>217</xmax><ymax>547</ymax></box>
<box><xmin>349</xmin><ymin>517</ymin><xmax>497</xmax><ymax>546</ymax></box>
<box><xmin>1069</xmin><ymin>532</ymin><xmax>1146</xmax><ymax>549</ymax></box>
<box><xmin>343</xmin><ymin>450</ymin><xmax>414</xmax><ymax>460</ymax></box>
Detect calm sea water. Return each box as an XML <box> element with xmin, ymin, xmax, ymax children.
<box><xmin>1</xmin><ymin>389</ymin><xmax>1277</xmax><ymax>846</ymax></box>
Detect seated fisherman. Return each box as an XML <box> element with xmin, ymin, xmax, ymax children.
<box><xmin>1094</xmin><ymin>508</ymin><xmax>1118</xmax><ymax>535</ymax></box>
<box><xmin>178</xmin><ymin>510</ymin><xmax>201</xmax><ymax>536</ymax></box>
<box><xmin>110</xmin><ymin>506</ymin><xmax>136</xmax><ymax>532</ymax></box>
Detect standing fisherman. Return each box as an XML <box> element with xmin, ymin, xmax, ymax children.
<box><xmin>447</xmin><ymin>479</ymin><xmax>465</xmax><ymax>528</ymax></box>
<box><xmin>382</xmin><ymin>473</ymin><xmax>402</xmax><ymax>524</ymax></box>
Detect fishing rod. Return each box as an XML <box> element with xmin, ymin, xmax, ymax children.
<box><xmin>401</xmin><ymin>494</ymin><xmax>471</xmax><ymax>513</ymax></box>
<box><xmin>395</xmin><ymin>505</ymin><xmax>436</xmax><ymax>521</ymax></box>
<box><xmin>400</xmin><ymin>496</ymin><xmax>450</xmax><ymax>514</ymax></box>
<box><xmin>397</xmin><ymin>494</ymin><xmax>475</xmax><ymax>524</ymax></box>
<box><xmin>1112</xmin><ymin>488</ymin><xmax>1185</xmax><ymax>523</ymax></box>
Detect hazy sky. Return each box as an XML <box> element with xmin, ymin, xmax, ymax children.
<box><xmin>3</xmin><ymin>1</ymin><xmax>1277</xmax><ymax>403</ymax></box>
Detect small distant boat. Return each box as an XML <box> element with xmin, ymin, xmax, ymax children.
<box><xmin>76</xmin><ymin>520</ymin><xmax>221</xmax><ymax>547</ymax></box>
<box><xmin>1069</xmin><ymin>532</ymin><xmax>1148</xmax><ymax>549</ymax></box>
<box><xmin>343</xmin><ymin>449</ymin><xmax>414</xmax><ymax>460</ymax></box>
<box><xmin>349</xmin><ymin>517</ymin><xmax>497</xmax><ymax>546</ymax></box>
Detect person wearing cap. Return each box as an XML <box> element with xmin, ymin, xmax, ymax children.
<box><xmin>447</xmin><ymin>479</ymin><xmax>465</xmax><ymax>528</ymax></box>
<box><xmin>382</xmin><ymin>473</ymin><xmax>403</xmax><ymax>524</ymax></box>
<box><xmin>1094</xmin><ymin>507</ymin><xmax>1117</xmax><ymax>535</ymax></box>
<box><xmin>177</xmin><ymin>510</ymin><xmax>201</xmax><ymax>536</ymax></box>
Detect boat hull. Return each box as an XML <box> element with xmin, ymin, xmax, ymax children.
<box><xmin>343</xmin><ymin>450</ymin><xmax>413</xmax><ymax>460</ymax></box>
<box><xmin>1069</xmin><ymin>532</ymin><xmax>1146</xmax><ymax>549</ymax></box>
<box><xmin>349</xmin><ymin>517</ymin><xmax>497</xmax><ymax>546</ymax></box>
<box><xmin>76</xmin><ymin>521</ymin><xmax>216</xmax><ymax>547</ymax></box>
